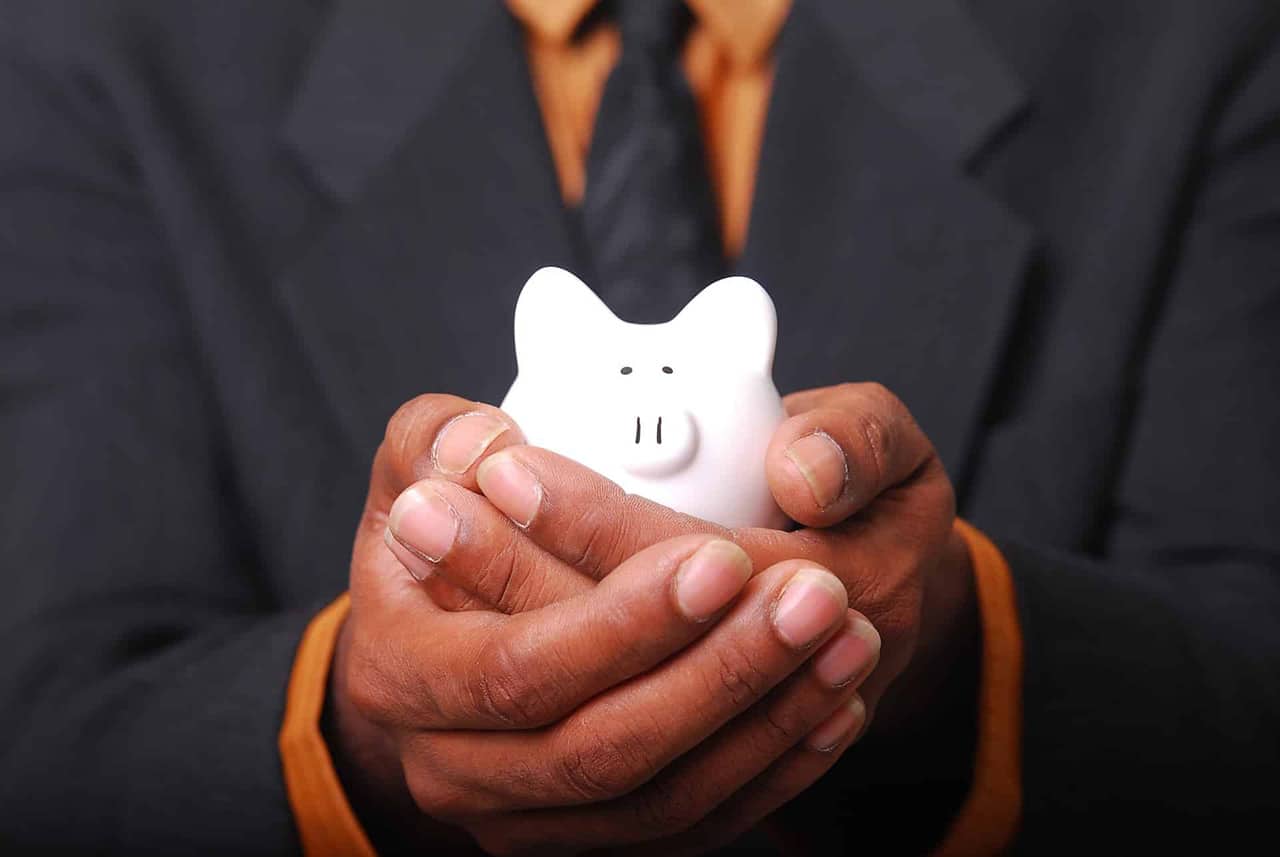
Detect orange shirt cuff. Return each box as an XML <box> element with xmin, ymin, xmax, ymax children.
<box><xmin>278</xmin><ymin>593</ymin><xmax>377</xmax><ymax>857</ymax></box>
<box><xmin>932</xmin><ymin>520</ymin><xmax>1025</xmax><ymax>857</ymax></box>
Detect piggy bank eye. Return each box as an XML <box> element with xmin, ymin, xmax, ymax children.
<box><xmin>662</xmin><ymin>366</ymin><xmax>674</xmax><ymax>374</ymax></box>
<box><xmin>620</xmin><ymin>366</ymin><xmax>633</xmax><ymax>375</ymax></box>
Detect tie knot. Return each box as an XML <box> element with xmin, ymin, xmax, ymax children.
<box><xmin>613</xmin><ymin>0</ymin><xmax>692</xmax><ymax>59</ymax></box>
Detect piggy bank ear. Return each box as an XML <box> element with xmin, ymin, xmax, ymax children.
<box><xmin>513</xmin><ymin>267</ymin><xmax>617</xmax><ymax>370</ymax></box>
<box><xmin>672</xmin><ymin>276</ymin><xmax>778</xmax><ymax>376</ymax></box>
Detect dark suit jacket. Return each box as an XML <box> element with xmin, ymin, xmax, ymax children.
<box><xmin>1</xmin><ymin>1</ymin><xmax>1278</xmax><ymax>854</ymax></box>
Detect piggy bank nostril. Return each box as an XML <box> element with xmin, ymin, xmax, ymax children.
<box><xmin>631</xmin><ymin>416</ymin><xmax>667</xmax><ymax>445</ymax></box>
<box><xmin>620</xmin><ymin>410</ymin><xmax>698</xmax><ymax>476</ymax></box>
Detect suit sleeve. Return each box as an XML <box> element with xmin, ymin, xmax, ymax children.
<box><xmin>0</xmin><ymin>49</ymin><xmax>316</xmax><ymax>854</ymax></box>
<box><xmin>995</xmin><ymin>31</ymin><xmax>1280</xmax><ymax>856</ymax></box>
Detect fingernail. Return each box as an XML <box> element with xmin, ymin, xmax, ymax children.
<box><xmin>385</xmin><ymin>526</ymin><xmax>434</xmax><ymax>582</ymax></box>
<box><xmin>674</xmin><ymin>540</ymin><xmax>753</xmax><ymax>621</ymax></box>
<box><xmin>784</xmin><ymin>432</ymin><xmax>847</xmax><ymax>509</ymax></box>
<box><xmin>476</xmin><ymin>452</ymin><xmax>542</xmax><ymax>527</ymax></box>
<box><xmin>812</xmin><ymin>617</ymin><xmax>881</xmax><ymax>687</ymax></box>
<box><xmin>773</xmin><ymin>568</ymin><xmax>848</xmax><ymax>649</ymax></box>
<box><xmin>388</xmin><ymin>485</ymin><xmax>458</xmax><ymax>562</ymax></box>
<box><xmin>806</xmin><ymin>695</ymin><xmax>866</xmax><ymax>752</ymax></box>
<box><xmin>433</xmin><ymin>412</ymin><xmax>511</xmax><ymax>475</ymax></box>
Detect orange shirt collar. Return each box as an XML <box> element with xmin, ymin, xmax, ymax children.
<box><xmin>506</xmin><ymin>0</ymin><xmax>790</xmax><ymax>67</ymax></box>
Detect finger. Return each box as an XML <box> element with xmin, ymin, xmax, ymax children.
<box><xmin>416</xmin><ymin>560</ymin><xmax>850</xmax><ymax>811</ymax></box>
<box><xmin>766</xmin><ymin>382</ymin><xmax>937</xmax><ymax>527</ymax></box>
<box><xmin>638</xmin><ymin>721</ymin><xmax>864</xmax><ymax>857</ymax></box>
<box><xmin>476</xmin><ymin>723</ymin><xmax>863</xmax><ymax>857</ymax></box>
<box><xmin>385</xmin><ymin>479</ymin><xmax>591</xmax><ymax>612</ymax></box>
<box><xmin>608</xmin><ymin>612</ymin><xmax>874</xmax><ymax>845</ymax></box>
<box><xmin>471</xmin><ymin>444</ymin><xmax>858</xmax><ymax>610</ymax></box>
<box><xmin>468</xmin><ymin>435</ymin><xmax>921</xmax><ymax>721</ymax></box>
<box><xmin>408</xmin><ymin>560</ymin><xmax>492</xmax><ymax>612</ymax></box>
<box><xmin>353</xmin><ymin>534</ymin><xmax>755</xmax><ymax>732</ymax></box>
<box><xmin>481</xmin><ymin>696</ymin><xmax>865</xmax><ymax>857</ymax></box>
<box><xmin>503</xmin><ymin>611</ymin><xmax>879</xmax><ymax>850</ymax></box>
<box><xmin>369</xmin><ymin>394</ymin><xmax>526</xmax><ymax>511</ymax></box>
<box><xmin>476</xmin><ymin>445</ymin><xmax>721</xmax><ymax>579</ymax></box>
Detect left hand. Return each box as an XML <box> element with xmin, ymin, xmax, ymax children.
<box><xmin>391</xmin><ymin>381</ymin><xmax>978</xmax><ymax>735</ymax></box>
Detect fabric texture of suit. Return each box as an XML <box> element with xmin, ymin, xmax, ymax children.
<box><xmin>1</xmin><ymin>1</ymin><xmax>1278</xmax><ymax>854</ymax></box>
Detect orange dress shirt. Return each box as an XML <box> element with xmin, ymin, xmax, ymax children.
<box><xmin>279</xmin><ymin>3</ymin><xmax>1025</xmax><ymax>855</ymax></box>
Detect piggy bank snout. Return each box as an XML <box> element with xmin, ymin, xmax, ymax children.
<box><xmin>618</xmin><ymin>406</ymin><xmax>698</xmax><ymax>478</ymax></box>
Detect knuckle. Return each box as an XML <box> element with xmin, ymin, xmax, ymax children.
<box><xmin>760</xmin><ymin>697</ymin><xmax>812</xmax><ymax>748</ymax></box>
<box><xmin>857</xmin><ymin>381</ymin><xmax>900</xmax><ymax>415</ymax></box>
<box><xmin>347</xmin><ymin>629</ymin><xmax>449</xmax><ymax>727</ymax></box>
<box><xmin>564</xmin><ymin>501</ymin><xmax>630</xmax><ymax>574</ymax></box>
<box><xmin>853</xmin><ymin>409</ymin><xmax>893</xmax><ymax>485</ymax></box>
<box><xmin>472</xmin><ymin>637</ymin><xmax>558</xmax><ymax>727</ymax></box>
<box><xmin>863</xmin><ymin>380</ymin><xmax>893</xmax><ymax>403</ymax></box>
<box><xmin>710</xmin><ymin>644</ymin><xmax>775</xmax><ymax>709</ymax></box>
<box><xmin>402</xmin><ymin>757</ymin><xmax>473</xmax><ymax>821</ymax></box>
<box><xmin>384</xmin><ymin>394</ymin><xmax>435</xmax><ymax>446</ymax></box>
<box><xmin>382</xmin><ymin>394</ymin><xmax>476</xmax><ymax>482</ymax></box>
<box><xmin>493</xmin><ymin>755</ymin><xmax>544</xmax><ymax>800</ymax></box>
<box><xmin>343</xmin><ymin>631</ymin><xmax>405</xmax><ymax>723</ymax></box>
<box><xmin>555</xmin><ymin>721</ymin><xmax>654</xmax><ymax>801</ymax></box>
<box><xmin>558</xmin><ymin>745</ymin><xmax>629</xmax><ymax>802</ymax></box>
<box><xmin>633</xmin><ymin>776</ymin><xmax>703</xmax><ymax>835</ymax></box>
<box><xmin>468</xmin><ymin>534</ymin><xmax>524</xmax><ymax>610</ymax></box>
<box><xmin>851</xmin><ymin>550</ymin><xmax>910</xmax><ymax>609</ymax></box>
<box><xmin>343</xmin><ymin>662</ymin><xmax>391</xmax><ymax>724</ymax></box>
<box><xmin>833</xmin><ymin>381</ymin><xmax>864</xmax><ymax>400</ymax></box>
<box><xmin>382</xmin><ymin>396</ymin><xmax>438</xmax><ymax>475</ymax></box>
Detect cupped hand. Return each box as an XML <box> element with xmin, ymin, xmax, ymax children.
<box><xmin>394</xmin><ymin>382</ymin><xmax>976</xmax><ymax>735</ymax></box>
<box><xmin>332</xmin><ymin>394</ymin><xmax>880</xmax><ymax>856</ymax></box>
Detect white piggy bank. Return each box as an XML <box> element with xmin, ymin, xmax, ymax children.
<box><xmin>500</xmin><ymin>267</ymin><xmax>788</xmax><ymax>529</ymax></box>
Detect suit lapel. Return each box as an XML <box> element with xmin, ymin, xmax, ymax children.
<box><xmin>741</xmin><ymin>0</ymin><xmax>1037</xmax><ymax>482</ymax></box>
<box><xmin>276</xmin><ymin>0</ymin><xmax>577</xmax><ymax>453</ymax></box>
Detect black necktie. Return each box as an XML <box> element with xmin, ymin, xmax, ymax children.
<box><xmin>580</xmin><ymin>0</ymin><xmax>726</xmax><ymax>323</ymax></box>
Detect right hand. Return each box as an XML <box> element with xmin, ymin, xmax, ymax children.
<box><xmin>329</xmin><ymin>394</ymin><xmax>881</xmax><ymax>856</ymax></box>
